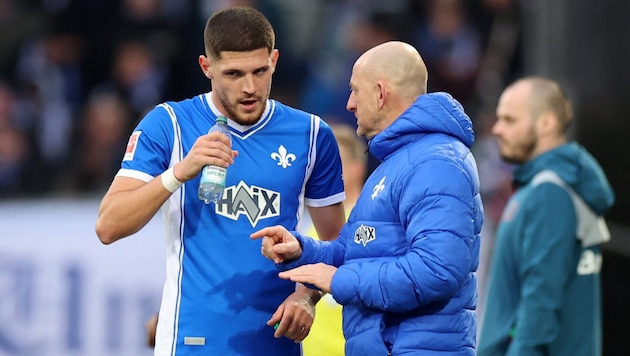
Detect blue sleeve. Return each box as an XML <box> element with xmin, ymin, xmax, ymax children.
<box><xmin>278</xmin><ymin>226</ymin><xmax>350</xmax><ymax>270</ymax></box>
<box><xmin>120</xmin><ymin>104</ymin><xmax>174</xmax><ymax>179</ymax></box>
<box><xmin>332</xmin><ymin>158</ymin><xmax>479</xmax><ymax>312</ymax></box>
<box><xmin>304</xmin><ymin>119</ymin><xmax>345</xmax><ymax>205</ymax></box>
<box><xmin>507</xmin><ymin>183</ymin><xmax>576</xmax><ymax>355</ymax></box>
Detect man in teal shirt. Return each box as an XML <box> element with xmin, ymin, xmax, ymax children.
<box><xmin>478</xmin><ymin>77</ymin><xmax>614</xmax><ymax>355</ymax></box>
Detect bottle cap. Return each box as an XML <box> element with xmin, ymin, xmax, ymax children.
<box><xmin>216</xmin><ymin>116</ymin><xmax>227</xmax><ymax>124</ymax></box>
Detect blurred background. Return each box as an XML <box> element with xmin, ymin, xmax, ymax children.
<box><xmin>0</xmin><ymin>0</ymin><xmax>628</xmax><ymax>355</ymax></box>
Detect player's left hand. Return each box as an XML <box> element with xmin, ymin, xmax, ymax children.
<box><xmin>267</xmin><ymin>287</ymin><xmax>317</xmax><ymax>342</ymax></box>
<box><xmin>278</xmin><ymin>263</ymin><xmax>337</xmax><ymax>294</ymax></box>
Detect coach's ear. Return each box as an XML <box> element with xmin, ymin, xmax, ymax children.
<box><xmin>199</xmin><ymin>55</ymin><xmax>213</xmax><ymax>80</ymax></box>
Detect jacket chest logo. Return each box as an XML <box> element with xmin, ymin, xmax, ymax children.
<box><xmin>371</xmin><ymin>176</ymin><xmax>386</xmax><ymax>199</ymax></box>
<box><xmin>354</xmin><ymin>224</ymin><xmax>376</xmax><ymax>246</ymax></box>
<box><xmin>270</xmin><ymin>145</ymin><xmax>296</xmax><ymax>168</ymax></box>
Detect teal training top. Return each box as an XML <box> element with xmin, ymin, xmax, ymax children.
<box><xmin>478</xmin><ymin>142</ymin><xmax>614</xmax><ymax>356</ymax></box>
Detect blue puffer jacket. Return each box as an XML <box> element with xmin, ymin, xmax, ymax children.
<box><xmin>284</xmin><ymin>92</ymin><xmax>483</xmax><ymax>355</ymax></box>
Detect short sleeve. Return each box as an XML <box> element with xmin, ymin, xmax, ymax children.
<box><xmin>304</xmin><ymin>120</ymin><xmax>345</xmax><ymax>207</ymax></box>
<box><xmin>118</xmin><ymin>105</ymin><xmax>174</xmax><ymax>181</ymax></box>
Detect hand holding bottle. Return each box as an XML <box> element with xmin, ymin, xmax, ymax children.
<box><xmin>169</xmin><ymin>117</ymin><xmax>237</xmax><ymax>193</ymax></box>
<box><xmin>198</xmin><ymin>117</ymin><xmax>232</xmax><ymax>204</ymax></box>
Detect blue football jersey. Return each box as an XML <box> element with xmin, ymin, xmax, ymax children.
<box><xmin>118</xmin><ymin>93</ymin><xmax>345</xmax><ymax>356</ymax></box>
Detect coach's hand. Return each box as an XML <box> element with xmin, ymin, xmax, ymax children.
<box><xmin>250</xmin><ymin>225</ymin><xmax>302</xmax><ymax>263</ymax></box>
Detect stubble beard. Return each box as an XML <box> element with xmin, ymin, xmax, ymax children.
<box><xmin>218</xmin><ymin>80</ymin><xmax>272</xmax><ymax>126</ymax></box>
<box><xmin>358</xmin><ymin>110</ymin><xmax>384</xmax><ymax>140</ymax></box>
<box><xmin>499</xmin><ymin>129</ymin><xmax>537</xmax><ymax>165</ymax></box>
<box><xmin>222</xmin><ymin>97</ymin><xmax>266</xmax><ymax>126</ymax></box>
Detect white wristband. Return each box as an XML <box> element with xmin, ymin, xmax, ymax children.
<box><xmin>161</xmin><ymin>167</ymin><xmax>183</xmax><ymax>193</ymax></box>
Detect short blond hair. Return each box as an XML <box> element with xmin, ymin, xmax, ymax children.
<box><xmin>517</xmin><ymin>76</ymin><xmax>574</xmax><ymax>133</ymax></box>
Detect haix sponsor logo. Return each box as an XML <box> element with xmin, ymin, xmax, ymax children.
<box><xmin>215</xmin><ymin>181</ymin><xmax>280</xmax><ymax>227</ymax></box>
<box><xmin>354</xmin><ymin>224</ymin><xmax>376</xmax><ymax>246</ymax></box>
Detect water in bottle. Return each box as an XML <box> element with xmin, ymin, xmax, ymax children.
<box><xmin>198</xmin><ymin>116</ymin><xmax>231</xmax><ymax>204</ymax></box>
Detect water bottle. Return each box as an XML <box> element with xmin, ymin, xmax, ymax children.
<box><xmin>198</xmin><ymin>116</ymin><xmax>231</xmax><ymax>204</ymax></box>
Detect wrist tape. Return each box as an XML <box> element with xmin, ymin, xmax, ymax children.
<box><xmin>161</xmin><ymin>167</ymin><xmax>183</xmax><ymax>193</ymax></box>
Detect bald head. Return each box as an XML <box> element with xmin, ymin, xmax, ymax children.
<box><xmin>347</xmin><ymin>41</ymin><xmax>429</xmax><ymax>139</ymax></box>
<box><xmin>507</xmin><ymin>76</ymin><xmax>573</xmax><ymax>134</ymax></box>
<box><xmin>354</xmin><ymin>41</ymin><xmax>428</xmax><ymax>101</ymax></box>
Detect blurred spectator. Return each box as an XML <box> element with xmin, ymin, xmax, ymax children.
<box><xmin>299</xmin><ymin>5</ymin><xmax>406</xmax><ymax>127</ymax></box>
<box><xmin>13</xmin><ymin>23</ymin><xmax>85</xmax><ymax>192</ymax></box>
<box><xmin>112</xmin><ymin>0</ymin><xmax>184</xmax><ymax>74</ymax></box>
<box><xmin>113</xmin><ymin>0</ymin><xmax>188</xmax><ymax>61</ymax></box>
<box><xmin>105</xmin><ymin>39</ymin><xmax>168</xmax><ymax>120</ymax></box>
<box><xmin>0</xmin><ymin>0</ymin><xmax>45</xmax><ymax>79</ymax></box>
<box><xmin>471</xmin><ymin>0</ymin><xmax>522</xmax><ymax>113</ymax></box>
<box><xmin>410</xmin><ymin>0</ymin><xmax>482</xmax><ymax>106</ymax></box>
<box><xmin>72</xmin><ymin>89</ymin><xmax>131</xmax><ymax>192</ymax></box>
<box><xmin>90</xmin><ymin>0</ymin><xmax>197</xmax><ymax>119</ymax></box>
<box><xmin>0</xmin><ymin>82</ymin><xmax>28</xmax><ymax>195</ymax></box>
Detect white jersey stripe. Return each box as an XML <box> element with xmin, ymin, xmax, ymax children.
<box><xmin>158</xmin><ymin>103</ymin><xmax>186</xmax><ymax>356</ymax></box>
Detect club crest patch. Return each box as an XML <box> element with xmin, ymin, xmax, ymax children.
<box><xmin>270</xmin><ymin>145</ymin><xmax>296</xmax><ymax>168</ymax></box>
<box><xmin>123</xmin><ymin>131</ymin><xmax>142</xmax><ymax>161</ymax></box>
<box><xmin>371</xmin><ymin>176</ymin><xmax>386</xmax><ymax>199</ymax></box>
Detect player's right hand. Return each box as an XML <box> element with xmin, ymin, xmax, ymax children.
<box><xmin>174</xmin><ymin>131</ymin><xmax>238</xmax><ymax>182</ymax></box>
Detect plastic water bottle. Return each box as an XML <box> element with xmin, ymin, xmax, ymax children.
<box><xmin>198</xmin><ymin>116</ymin><xmax>231</xmax><ymax>204</ymax></box>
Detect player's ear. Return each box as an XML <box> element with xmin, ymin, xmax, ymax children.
<box><xmin>199</xmin><ymin>55</ymin><xmax>213</xmax><ymax>80</ymax></box>
<box><xmin>270</xmin><ymin>49</ymin><xmax>279</xmax><ymax>74</ymax></box>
